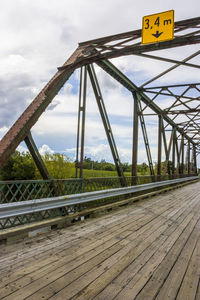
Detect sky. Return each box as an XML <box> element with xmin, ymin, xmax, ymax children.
<box><xmin>0</xmin><ymin>0</ymin><xmax>200</xmax><ymax>166</ymax></box>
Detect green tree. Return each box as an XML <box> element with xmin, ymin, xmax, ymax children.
<box><xmin>82</xmin><ymin>157</ymin><xmax>93</xmax><ymax>170</ymax></box>
<box><xmin>121</xmin><ymin>162</ymin><xmax>131</xmax><ymax>172</ymax></box>
<box><xmin>37</xmin><ymin>153</ymin><xmax>74</xmax><ymax>179</ymax></box>
<box><xmin>141</xmin><ymin>162</ymin><xmax>148</xmax><ymax>175</ymax></box>
<box><xmin>102</xmin><ymin>163</ymin><xmax>115</xmax><ymax>171</ymax></box>
<box><xmin>0</xmin><ymin>151</ymin><xmax>36</xmax><ymax>180</ymax></box>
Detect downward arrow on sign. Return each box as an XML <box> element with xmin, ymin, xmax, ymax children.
<box><xmin>152</xmin><ymin>31</ymin><xmax>163</xmax><ymax>38</ymax></box>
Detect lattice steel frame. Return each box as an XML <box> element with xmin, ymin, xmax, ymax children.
<box><xmin>0</xmin><ymin>16</ymin><xmax>200</xmax><ymax>183</ymax></box>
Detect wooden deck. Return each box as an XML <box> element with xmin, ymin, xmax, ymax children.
<box><xmin>0</xmin><ymin>181</ymin><xmax>199</xmax><ymax>300</ymax></box>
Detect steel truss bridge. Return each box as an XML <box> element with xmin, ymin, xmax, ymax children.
<box><xmin>0</xmin><ymin>16</ymin><xmax>200</xmax><ymax>229</ymax></box>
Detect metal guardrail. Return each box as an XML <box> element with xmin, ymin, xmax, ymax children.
<box><xmin>0</xmin><ymin>174</ymin><xmax>195</xmax><ymax>204</ymax></box>
<box><xmin>0</xmin><ymin>176</ymin><xmax>198</xmax><ymax>220</ymax></box>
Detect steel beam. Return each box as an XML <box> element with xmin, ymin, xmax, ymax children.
<box><xmin>75</xmin><ymin>67</ymin><xmax>83</xmax><ymax>178</ymax></box>
<box><xmin>79</xmin><ymin>17</ymin><xmax>200</xmax><ymax>46</ymax></box>
<box><xmin>87</xmin><ymin>64</ymin><xmax>126</xmax><ymax>187</ymax></box>
<box><xmin>138</xmin><ymin>98</ymin><xmax>154</xmax><ymax>176</ymax></box>
<box><xmin>140</xmin><ymin>50</ymin><xmax>200</xmax><ymax>87</ymax></box>
<box><xmin>172</xmin><ymin>128</ymin><xmax>176</xmax><ymax>176</ymax></box>
<box><xmin>180</xmin><ymin>135</ymin><xmax>185</xmax><ymax>174</ymax></box>
<box><xmin>75</xmin><ymin>67</ymin><xmax>87</xmax><ymax>178</ymax></box>
<box><xmin>135</xmin><ymin>53</ymin><xmax>200</xmax><ymax>70</ymax></box>
<box><xmin>175</xmin><ymin>131</ymin><xmax>180</xmax><ymax>174</ymax></box>
<box><xmin>193</xmin><ymin>145</ymin><xmax>198</xmax><ymax>175</ymax></box>
<box><xmin>141</xmin><ymin>82</ymin><xmax>200</xmax><ymax>89</ymax></box>
<box><xmin>132</xmin><ymin>92</ymin><xmax>139</xmax><ymax>185</ymax></box>
<box><xmin>157</xmin><ymin>115</ymin><xmax>162</xmax><ymax>177</ymax></box>
<box><xmin>187</xmin><ymin>142</ymin><xmax>191</xmax><ymax>175</ymax></box>
<box><xmin>75</xmin><ymin>34</ymin><xmax>200</xmax><ymax>67</ymax></box>
<box><xmin>161</xmin><ymin>120</ymin><xmax>170</xmax><ymax>175</ymax></box>
<box><xmin>167</xmin><ymin>132</ymin><xmax>173</xmax><ymax>159</ymax></box>
<box><xmin>96</xmin><ymin>60</ymin><xmax>196</xmax><ymax>148</ymax></box>
<box><xmin>24</xmin><ymin>132</ymin><xmax>50</xmax><ymax>180</ymax></box>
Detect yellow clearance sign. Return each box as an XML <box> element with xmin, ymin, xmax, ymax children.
<box><xmin>142</xmin><ymin>10</ymin><xmax>174</xmax><ymax>44</ymax></box>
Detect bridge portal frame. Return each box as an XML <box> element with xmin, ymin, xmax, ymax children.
<box><xmin>0</xmin><ymin>16</ymin><xmax>199</xmax><ymax>182</ymax></box>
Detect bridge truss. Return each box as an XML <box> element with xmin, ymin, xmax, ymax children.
<box><xmin>0</xmin><ymin>16</ymin><xmax>200</xmax><ymax>184</ymax></box>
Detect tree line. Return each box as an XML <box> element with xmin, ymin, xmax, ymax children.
<box><xmin>0</xmin><ymin>151</ymin><xmax>153</xmax><ymax>180</ymax></box>
<box><xmin>1</xmin><ymin>151</ymin><xmax>186</xmax><ymax>181</ymax></box>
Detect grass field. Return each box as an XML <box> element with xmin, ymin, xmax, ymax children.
<box><xmin>71</xmin><ymin>168</ymin><xmax>132</xmax><ymax>178</ymax></box>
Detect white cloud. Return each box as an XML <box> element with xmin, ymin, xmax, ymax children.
<box><xmin>66</xmin><ymin>143</ymin><xmax>133</xmax><ymax>163</ymax></box>
<box><xmin>39</xmin><ymin>144</ymin><xmax>54</xmax><ymax>156</ymax></box>
<box><xmin>17</xmin><ymin>145</ymin><xmax>28</xmax><ymax>153</ymax></box>
<box><xmin>0</xmin><ymin>126</ymin><xmax>9</xmax><ymax>139</ymax></box>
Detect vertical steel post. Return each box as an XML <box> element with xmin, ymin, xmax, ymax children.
<box><xmin>157</xmin><ymin>115</ymin><xmax>162</xmax><ymax>179</ymax></box>
<box><xmin>132</xmin><ymin>92</ymin><xmax>139</xmax><ymax>185</ymax></box>
<box><xmin>187</xmin><ymin>141</ymin><xmax>191</xmax><ymax>175</ymax></box>
<box><xmin>24</xmin><ymin>132</ymin><xmax>51</xmax><ymax>180</ymax></box>
<box><xmin>138</xmin><ymin>97</ymin><xmax>155</xmax><ymax>177</ymax></box>
<box><xmin>80</xmin><ymin>67</ymin><xmax>87</xmax><ymax>178</ymax></box>
<box><xmin>162</xmin><ymin>120</ymin><xmax>170</xmax><ymax>176</ymax></box>
<box><xmin>193</xmin><ymin>144</ymin><xmax>198</xmax><ymax>175</ymax></box>
<box><xmin>181</xmin><ymin>134</ymin><xmax>184</xmax><ymax>174</ymax></box>
<box><xmin>167</xmin><ymin>132</ymin><xmax>174</xmax><ymax>177</ymax></box>
<box><xmin>75</xmin><ymin>66</ymin><xmax>87</xmax><ymax>178</ymax></box>
<box><xmin>175</xmin><ymin>131</ymin><xmax>180</xmax><ymax>175</ymax></box>
<box><xmin>75</xmin><ymin>67</ymin><xmax>83</xmax><ymax>178</ymax></box>
<box><xmin>172</xmin><ymin>127</ymin><xmax>176</xmax><ymax>177</ymax></box>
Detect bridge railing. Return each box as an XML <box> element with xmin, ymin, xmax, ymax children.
<box><xmin>0</xmin><ymin>174</ymin><xmax>195</xmax><ymax>204</ymax></box>
<box><xmin>0</xmin><ymin>174</ymin><xmax>197</xmax><ymax>229</ymax></box>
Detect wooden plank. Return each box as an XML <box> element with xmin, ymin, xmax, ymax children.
<box><xmin>0</xmin><ymin>187</ymin><xmax>182</xmax><ymax>285</ymax></box>
<box><xmin>0</xmin><ymin>205</ymin><xmax>165</xmax><ymax>297</ymax></box>
<box><xmin>0</xmin><ymin>211</ymin><xmax>146</xmax><ymax>289</ymax></box>
<box><xmin>95</xmin><ymin>195</ymin><xmax>199</xmax><ymax>299</ymax></box>
<box><xmin>50</xmin><ymin>223</ymin><xmax>170</xmax><ymax>300</ymax></box>
<box><xmin>195</xmin><ymin>280</ymin><xmax>200</xmax><ymax>300</ymax></box>
<box><xmin>2</xmin><ymin>198</ymin><xmax>178</xmax><ymax>300</ymax></box>
<box><xmin>174</xmin><ymin>225</ymin><xmax>200</xmax><ymax>300</ymax></box>
<box><xmin>1</xmin><ymin>203</ymin><xmax>172</xmax><ymax>299</ymax></box>
<box><xmin>154</xmin><ymin>220</ymin><xmax>200</xmax><ymax>299</ymax></box>
<box><xmin>47</xmin><ymin>206</ymin><xmax>188</xmax><ymax>300</ymax></box>
<box><xmin>75</xmin><ymin>198</ymin><xmax>200</xmax><ymax>299</ymax></box>
<box><xmin>0</xmin><ymin>206</ymin><xmax>147</xmax><ymax>271</ymax></box>
<box><xmin>134</xmin><ymin>216</ymin><xmax>200</xmax><ymax>299</ymax></box>
<box><xmin>0</xmin><ymin>182</ymin><xmax>199</xmax><ymax>300</ymax></box>
<box><xmin>0</xmin><ymin>186</ymin><xmax>194</xmax><ymax>284</ymax></box>
<box><xmin>113</xmin><ymin>215</ymin><xmax>200</xmax><ymax>300</ymax></box>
